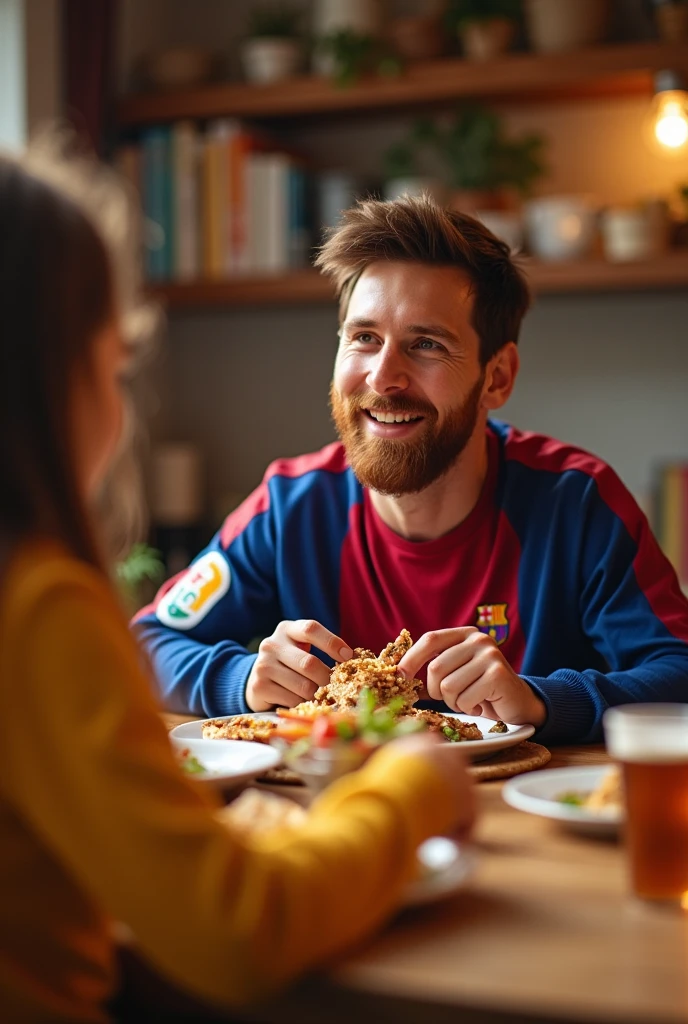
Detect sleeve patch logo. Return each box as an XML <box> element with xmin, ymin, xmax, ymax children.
<box><xmin>476</xmin><ymin>603</ymin><xmax>509</xmax><ymax>645</ymax></box>
<box><xmin>156</xmin><ymin>553</ymin><xmax>230</xmax><ymax>630</ymax></box>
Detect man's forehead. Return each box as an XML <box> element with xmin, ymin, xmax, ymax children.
<box><xmin>346</xmin><ymin>261</ymin><xmax>475</xmax><ymax>323</ymax></box>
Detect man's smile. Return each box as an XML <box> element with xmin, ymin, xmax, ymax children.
<box><xmin>361</xmin><ymin>407</ymin><xmax>427</xmax><ymax>439</ymax></box>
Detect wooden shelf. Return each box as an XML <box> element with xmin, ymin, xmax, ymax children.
<box><xmin>150</xmin><ymin>253</ymin><xmax>688</xmax><ymax>309</ymax></box>
<box><xmin>118</xmin><ymin>41</ymin><xmax>688</xmax><ymax>126</ymax></box>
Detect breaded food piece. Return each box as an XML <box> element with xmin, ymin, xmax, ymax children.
<box><xmin>404</xmin><ymin>708</ymin><xmax>483</xmax><ymax>741</ymax></box>
<box><xmin>277</xmin><ymin>701</ymin><xmax>332</xmax><ymax>718</ymax></box>
<box><xmin>489</xmin><ymin>721</ymin><xmax>508</xmax><ymax>734</ymax></box>
<box><xmin>201</xmin><ymin>715</ymin><xmax>277</xmax><ymax>744</ymax></box>
<box><xmin>378</xmin><ymin>628</ymin><xmax>413</xmax><ymax>665</ymax></box>
<box><xmin>218</xmin><ymin>789</ymin><xmax>307</xmax><ymax>837</ymax></box>
<box><xmin>314</xmin><ymin>630</ymin><xmax>422</xmax><ymax>709</ymax></box>
<box><xmin>584</xmin><ymin>766</ymin><xmax>622</xmax><ymax>811</ymax></box>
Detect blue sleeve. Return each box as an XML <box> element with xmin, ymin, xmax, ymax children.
<box><xmin>524</xmin><ymin>474</ymin><xmax>688</xmax><ymax>744</ymax></box>
<box><xmin>133</xmin><ymin>486</ymin><xmax>281</xmax><ymax>717</ymax></box>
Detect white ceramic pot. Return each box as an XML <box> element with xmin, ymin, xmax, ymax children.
<box><xmin>384</xmin><ymin>177</ymin><xmax>444</xmax><ymax>203</ymax></box>
<box><xmin>525</xmin><ymin>196</ymin><xmax>598</xmax><ymax>261</ymax></box>
<box><xmin>475</xmin><ymin>210</ymin><xmax>525</xmax><ymax>253</ymax></box>
<box><xmin>524</xmin><ymin>0</ymin><xmax>610</xmax><ymax>53</ymax></box>
<box><xmin>241</xmin><ymin>38</ymin><xmax>302</xmax><ymax>85</ymax></box>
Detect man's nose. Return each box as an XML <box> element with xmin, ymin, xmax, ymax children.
<box><xmin>366</xmin><ymin>345</ymin><xmax>409</xmax><ymax>394</ymax></box>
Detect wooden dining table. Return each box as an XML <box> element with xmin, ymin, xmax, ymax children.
<box><xmin>160</xmin><ymin>716</ymin><xmax>688</xmax><ymax>1024</ymax></box>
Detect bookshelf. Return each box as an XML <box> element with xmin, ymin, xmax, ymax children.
<box><xmin>150</xmin><ymin>252</ymin><xmax>688</xmax><ymax>309</ymax></box>
<box><xmin>118</xmin><ymin>41</ymin><xmax>688</xmax><ymax>125</ymax></box>
<box><xmin>120</xmin><ymin>39</ymin><xmax>688</xmax><ymax>308</ymax></box>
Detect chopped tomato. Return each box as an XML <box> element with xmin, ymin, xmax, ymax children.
<box><xmin>310</xmin><ymin>715</ymin><xmax>340</xmax><ymax>747</ymax></box>
<box><xmin>276</xmin><ymin>708</ymin><xmax>320</xmax><ymax>723</ymax></box>
<box><xmin>273</xmin><ymin>723</ymin><xmax>313</xmax><ymax>742</ymax></box>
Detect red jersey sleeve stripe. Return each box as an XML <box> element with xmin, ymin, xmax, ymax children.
<box><xmin>220</xmin><ymin>443</ymin><xmax>349</xmax><ymax>549</ymax></box>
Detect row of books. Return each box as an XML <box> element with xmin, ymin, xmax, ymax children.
<box><xmin>117</xmin><ymin>120</ymin><xmax>310</xmax><ymax>281</ymax></box>
<box><xmin>652</xmin><ymin>462</ymin><xmax>688</xmax><ymax>586</ymax></box>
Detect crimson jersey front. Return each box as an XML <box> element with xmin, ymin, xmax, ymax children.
<box><xmin>134</xmin><ymin>421</ymin><xmax>688</xmax><ymax>744</ymax></box>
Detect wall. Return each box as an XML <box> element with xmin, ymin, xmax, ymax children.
<box><xmin>118</xmin><ymin>0</ymin><xmax>688</xmax><ymax>521</ymax></box>
<box><xmin>0</xmin><ymin>0</ymin><xmax>59</xmax><ymax>148</ymax></box>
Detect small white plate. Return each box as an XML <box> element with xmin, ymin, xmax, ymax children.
<box><xmin>502</xmin><ymin>765</ymin><xmax>622</xmax><ymax>837</ymax></box>
<box><xmin>169</xmin><ymin>712</ymin><xmax>534</xmax><ymax>762</ymax></box>
<box><xmin>404</xmin><ymin>837</ymin><xmax>476</xmax><ymax>905</ymax></box>
<box><xmin>170</xmin><ymin>736</ymin><xmax>281</xmax><ymax>789</ymax></box>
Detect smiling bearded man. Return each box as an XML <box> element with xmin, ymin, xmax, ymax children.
<box><xmin>136</xmin><ymin>193</ymin><xmax>688</xmax><ymax>756</ymax></box>
<box><xmin>329</xmin><ymin>376</ymin><xmax>484</xmax><ymax>496</ymax></box>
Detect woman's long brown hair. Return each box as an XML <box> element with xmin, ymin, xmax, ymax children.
<box><xmin>0</xmin><ymin>139</ymin><xmax>158</xmax><ymax>572</ymax></box>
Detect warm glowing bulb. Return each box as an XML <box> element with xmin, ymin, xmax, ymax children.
<box><xmin>648</xmin><ymin>86</ymin><xmax>688</xmax><ymax>155</ymax></box>
<box><xmin>654</xmin><ymin>100</ymin><xmax>688</xmax><ymax>149</ymax></box>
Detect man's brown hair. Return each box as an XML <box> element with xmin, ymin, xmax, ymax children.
<box><xmin>315</xmin><ymin>193</ymin><xmax>530</xmax><ymax>365</ymax></box>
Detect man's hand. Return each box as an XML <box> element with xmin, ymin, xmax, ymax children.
<box><xmin>245</xmin><ymin>620</ymin><xmax>353</xmax><ymax>712</ymax></box>
<box><xmin>398</xmin><ymin>627</ymin><xmax>546</xmax><ymax>728</ymax></box>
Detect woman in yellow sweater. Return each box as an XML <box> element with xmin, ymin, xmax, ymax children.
<box><xmin>0</xmin><ymin>142</ymin><xmax>476</xmax><ymax>1022</ymax></box>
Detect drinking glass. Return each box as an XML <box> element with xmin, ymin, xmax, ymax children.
<box><xmin>603</xmin><ymin>704</ymin><xmax>688</xmax><ymax>904</ymax></box>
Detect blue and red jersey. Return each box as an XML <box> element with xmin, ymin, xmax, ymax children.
<box><xmin>134</xmin><ymin>420</ymin><xmax>688</xmax><ymax>743</ymax></box>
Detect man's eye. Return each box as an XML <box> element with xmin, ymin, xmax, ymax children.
<box><xmin>355</xmin><ymin>333</ymin><xmax>375</xmax><ymax>344</ymax></box>
<box><xmin>416</xmin><ymin>338</ymin><xmax>439</xmax><ymax>350</ymax></box>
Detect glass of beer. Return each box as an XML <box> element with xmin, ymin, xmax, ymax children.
<box><xmin>603</xmin><ymin>704</ymin><xmax>688</xmax><ymax>904</ymax></box>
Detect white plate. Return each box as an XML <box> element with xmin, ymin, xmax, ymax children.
<box><xmin>502</xmin><ymin>765</ymin><xmax>622</xmax><ymax>837</ymax></box>
<box><xmin>170</xmin><ymin>712</ymin><xmax>534</xmax><ymax>762</ymax></box>
<box><xmin>170</xmin><ymin>736</ymin><xmax>281</xmax><ymax>789</ymax></box>
<box><xmin>404</xmin><ymin>837</ymin><xmax>476</xmax><ymax>906</ymax></box>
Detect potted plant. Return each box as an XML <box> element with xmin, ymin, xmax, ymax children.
<box><xmin>241</xmin><ymin>4</ymin><xmax>303</xmax><ymax>85</ymax></box>
<box><xmin>312</xmin><ymin>0</ymin><xmax>383</xmax><ymax>75</ymax></box>
<box><xmin>420</xmin><ymin>107</ymin><xmax>546</xmax><ymax>212</ymax></box>
<box><xmin>382</xmin><ymin>136</ymin><xmax>444</xmax><ymax>203</ymax></box>
<box><xmin>315</xmin><ymin>30</ymin><xmax>400</xmax><ymax>87</ymax></box>
<box><xmin>445</xmin><ymin>0</ymin><xmax>521</xmax><ymax>61</ymax></box>
<box><xmin>116</xmin><ymin>543</ymin><xmax>165</xmax><ymax>614</ymax></box>
<box><xmin>523</xmin><ymin>0</ymin><xmax>610</xmax><ymax>54</ymax></box>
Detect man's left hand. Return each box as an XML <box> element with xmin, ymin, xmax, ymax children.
<box><xmin>398</xmin><ymin>627</ymin><xmax>546</xmax><ymax>728</ymax></box>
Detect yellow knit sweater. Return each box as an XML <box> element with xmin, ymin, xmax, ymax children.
<box><xmin>0</xmin><ymin>539</ymin><xmax>455</xmax><ymax>1022</ymax></box>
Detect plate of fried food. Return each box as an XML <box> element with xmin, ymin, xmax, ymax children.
<box><xmin>170</xmin><ymin>630</ymin><xmax>535</xmax><ymax>786</ymax></box>
<box><xmin>218</xmin><ymin>788</ymin><xmax>476</xmax><ymax>906</ymax></box>
<box><xmin>502</xmin><ymin>765</ymin><xmax>623</xmax><ymax>837</ymax></box>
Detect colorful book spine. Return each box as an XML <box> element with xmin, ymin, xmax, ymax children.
<box><xmin>653</xmin><ymin>462</ymin><xmax>688</xmax><ymax>586</ymax></box>
<box><xmin>171</xmin><ymin>121</ymin><xmax>200</xmax><ymax>281</ymax></box>
<box><xmin>142</xmin><ymin>126</ymin><xmax>173</xmax><ymax>280</ymax></box>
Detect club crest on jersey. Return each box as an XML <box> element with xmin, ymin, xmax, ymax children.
<box><xmin>156</xmin><ymin>552</ymin><xmax>230</xmax><ymax>630</ymax></box>
<box><xmin>476</xmin><ymin>603</ymin><xmax>509</xmax><ymax>645</ymax></box>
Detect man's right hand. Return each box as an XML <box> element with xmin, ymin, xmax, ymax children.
<box><xmin>245</xmin><ymin>620</ymin><xmax>353</xmax><ymax>711</ymax></box>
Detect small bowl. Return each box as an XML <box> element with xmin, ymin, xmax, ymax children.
<box><xmin>282</xmin><ymin>744</ymin><xmax>372</xmax><ymax>794</ymax></box>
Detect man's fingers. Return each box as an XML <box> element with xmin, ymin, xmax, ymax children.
<box><xmin>398</xmin><ymin>627</ymin><xmax>476</xmax><ymax>679</ymax></box>
<box><xmin>261</xmin><ymin>681</ymin><xmax>313</xmax><ymax>709</ymax></box>
<box><xmin>287</xmin><ymin>619</ymin><xmax>353</xmax><ymax>663</ymax></box>
<box><xmin>274</xmin><ymin>658</ymin><xmax>323</xmax><ymax>699</ymax></box>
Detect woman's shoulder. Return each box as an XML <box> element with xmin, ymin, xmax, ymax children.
<box><xmin>1</xmin><ymin>537</ymin><xmax>112</xmax><ymax>624</ymax></box>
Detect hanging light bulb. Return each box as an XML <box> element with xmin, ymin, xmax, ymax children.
<box><xmin>645</xmin><ymin>70</ymin><xmax>688</xmax><ymax>155</ymax></box>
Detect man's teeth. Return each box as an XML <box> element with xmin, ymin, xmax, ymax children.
<box><xmin>368</xmin><ymin>411</ymin><xmax>421</xmax><ymax>423</ymax></box>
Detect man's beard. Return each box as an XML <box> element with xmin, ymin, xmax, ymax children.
<box><xmin>329</xmin><ymin>374</ymin><xmax>485</xmax><ymax>496</ymax></box>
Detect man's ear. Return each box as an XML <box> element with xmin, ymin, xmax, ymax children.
<box><xmin>482</xmin><ymin>342</ymin><xmax>519</xmax><ymax>411</ymax></box>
